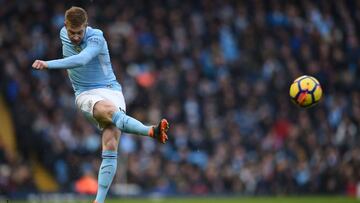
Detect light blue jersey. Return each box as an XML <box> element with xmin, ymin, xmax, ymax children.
<box><xmin>46</xmin><ymin>26</ymin><xmax>121</xmax><ymax>96</ymax></box>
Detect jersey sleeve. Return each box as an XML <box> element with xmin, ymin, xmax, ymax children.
<box><xmin>47</xmin><ymin>35</ymin><xmax>104</xmax><ymax>69</ymax></box>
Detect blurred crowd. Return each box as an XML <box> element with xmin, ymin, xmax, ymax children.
<box><xmin>1</xmin><ymin>0</ymin><xmax>360</xmax><ymax>198</ymax></box>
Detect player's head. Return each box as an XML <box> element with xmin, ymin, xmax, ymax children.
<box><xmin>64</xmin><ymin>6</ymin><xmax>88</xmax><ymax>45</ymax></box>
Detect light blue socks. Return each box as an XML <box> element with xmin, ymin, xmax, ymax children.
<box><xmin>95</xmin><ymin>150</ymin><xmax>117</xmax><ymax>203</ymax></box>
<box><xmin>112</xmin><ymin>110</ymin><xmax>151</xmax><ymax>136</ymax></box>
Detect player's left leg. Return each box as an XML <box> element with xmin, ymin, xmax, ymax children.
<box><xmin>94</xmin><ymin>125</ymin><xmax>120</xmax><ymax>203</ymax></box>
<box><xmin>93</xmin><ymin>100</ymin><xmax>169</xmax><ymax>144</ymax></box>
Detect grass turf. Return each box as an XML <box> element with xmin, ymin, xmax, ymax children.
<box><xmin>6</xmin><ymin>196</ymin><xmax>359</xmax><ymax>203</ymax></box>
<box><xmin>112</xmin><ymin>196</ymin><xmax>358</xmax><ymax>203</ymax></box>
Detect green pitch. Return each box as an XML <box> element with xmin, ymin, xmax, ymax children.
<box><xmin>110</xmin><ymin>196</ymin><xmax>358</xmax><ymax>203</ymax></box>
<box><xmin>8</xmin><ymin>196</ymin><xmax>360</xmax><ymax>203</ymax></box>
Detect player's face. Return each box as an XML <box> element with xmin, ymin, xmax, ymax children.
<box><xmin>66</xmin><ymin>24</ymin><xmax>86</xmax><ymax>45</ymax></box>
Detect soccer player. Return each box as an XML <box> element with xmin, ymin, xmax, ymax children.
<box><xmin>32</xmin><ymin>6</ymin><xmax>169</xmax><ymax>203</ymax></box>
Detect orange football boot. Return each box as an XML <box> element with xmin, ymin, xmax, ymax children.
<box><xmin>148</xmin><ymin>119</ymin><xmax>169</xmax><ymax>144</ymax></box>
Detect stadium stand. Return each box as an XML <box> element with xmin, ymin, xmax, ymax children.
<box><xmin>0</xmin><ymin>0</ymin><xmax>359</xmax><ymax>198</ymax></box>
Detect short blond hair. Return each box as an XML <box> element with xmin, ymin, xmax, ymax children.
<box><xmin>65</xmin><ymin>6</ymin><xmax>88</xmax><ymax>28</ymax></box>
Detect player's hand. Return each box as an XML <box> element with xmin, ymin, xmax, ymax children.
<box><xmin>32</xmin><ymin>60</ymin><xmax>48</xmax><ymax>70</ymax></box>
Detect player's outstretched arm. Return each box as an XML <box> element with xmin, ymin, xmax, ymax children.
<box><xmin>35</xmin><ymin>36</ymin><xmax>104</xmax><ymax>70</ymax></box>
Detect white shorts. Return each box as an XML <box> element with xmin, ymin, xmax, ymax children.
<box><xmin>75</xmin><ymin>88</ymin><xmax>126</xmax><ymax>129</ymax></box>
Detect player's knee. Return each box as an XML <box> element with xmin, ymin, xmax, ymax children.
<box><xmin>93</xmin><ymin>100</ymin><xmax>117</xmax><ymax>123</ymax></box>
<box><xmin>103</xmin><ymin>138</ymin><xmax>118</xmax><ymax>151</ymax></box>
<box><xmin>102</xmin><ymin>126</ymin><xmax>120</xmax><ymax>151</ymax></box>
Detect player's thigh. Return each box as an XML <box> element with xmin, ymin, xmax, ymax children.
<box><xmin>75</xmin><ymin>88</ymin><xmax>126</xmax><ymax>128</ymax></box>
<box><xmin>93</xmin><ymin>100</ymin><xmax>118</xmax><ymax>124</ymax></box>
<box><xmin>93</xmin><ymin>88</ymin><xmax>126</xmax><ymax>122</ymax></box>
<box><xmin>75</xmin><ymin>91</ymin><xmax>105</xmax><ymax>129</ymax></box>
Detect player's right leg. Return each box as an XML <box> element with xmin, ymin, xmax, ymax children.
<box><xmin>94</xmin><ymin>125</ymin><xmax>120</xmax><ymax>203</ymax></box>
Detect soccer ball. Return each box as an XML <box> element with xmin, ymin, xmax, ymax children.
<box><xmin>289</xmin><ymin>75</ymin><xmax>322</xmax><ymax>108</ymax></box>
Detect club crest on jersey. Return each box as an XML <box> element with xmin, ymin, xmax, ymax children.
<box><xmin>74</xmin><ymin>45</ymin><xmax>82</xmax><ymax>53</ymax></box>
